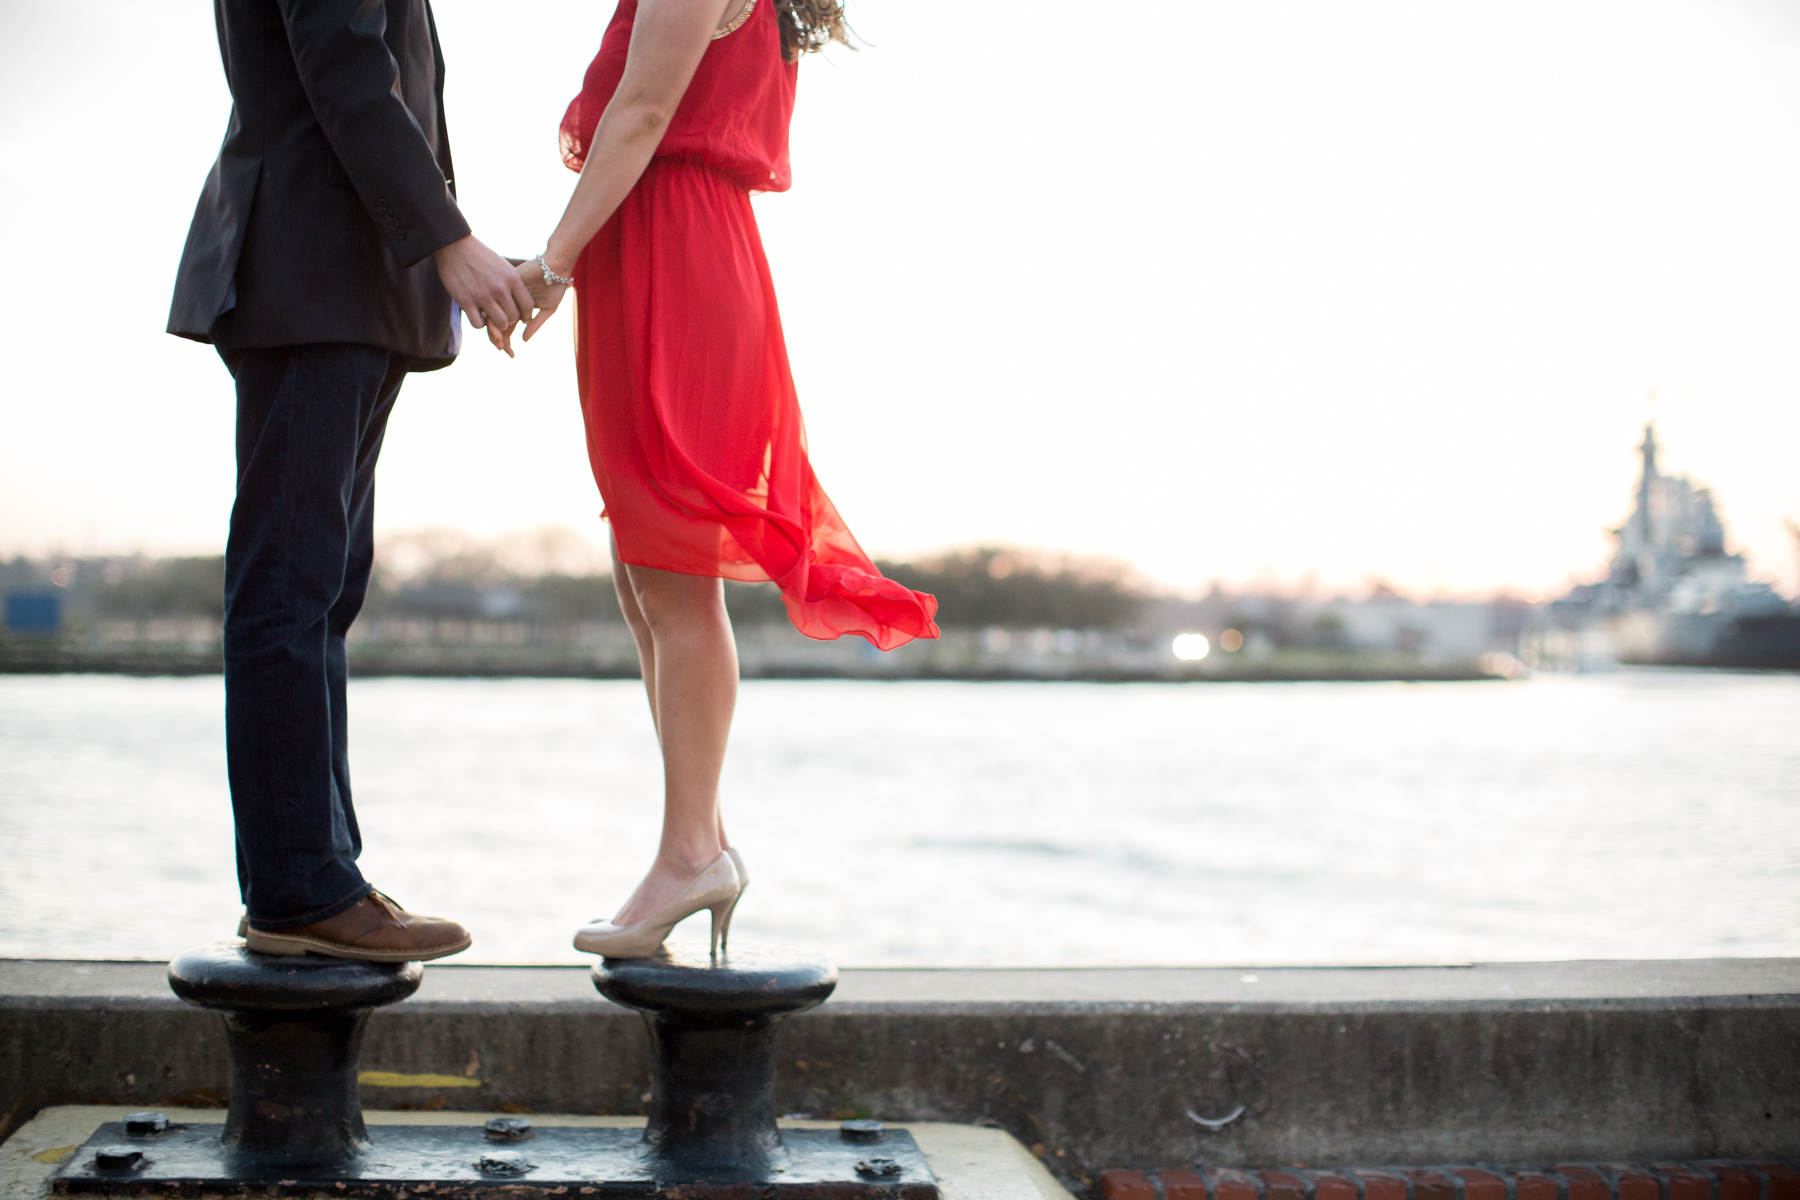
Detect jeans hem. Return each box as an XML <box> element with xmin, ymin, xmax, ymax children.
<box><xmin>247</xmin><ymin>880</ymin><xmax>373</xmax><ymax>932</ymax></box>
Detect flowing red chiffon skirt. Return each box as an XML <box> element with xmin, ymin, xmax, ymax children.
<box><xmin>571</xmin><ymin>159</ymin><xmax>938</xmax><ymax>650</ymax></box>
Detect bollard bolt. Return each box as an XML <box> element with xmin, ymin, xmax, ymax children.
<box><xmin>475</xmin><ymin>1151</ymin><xmax>532</xmax><ymax>1176</ymax></box>
<box><xmin>124</xmin><ymin>1112</ymin><xmax>169</xmax><ymax>1137</ymax></box>
<box><xmin>855</xmin><ymin>1157</ymin><xmax>903</xmax><ymax>1177</ymax></box>
<box><xmin>93</xmin><ymin>1147</ymin><xmax>144</xmax><ymax>1172</ymax></box>
<box><xmin>839</xmin><ymin>1119</ymin><xmax>885</xmax><ymax>1143</ymax></box>
<box><xmin>483</xmin><ymin>1117</ymin><xmax>534</xmax><ymax>1142</ymax></box>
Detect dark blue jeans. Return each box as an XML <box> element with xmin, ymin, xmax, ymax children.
<box><xmin>225</xmin><ymin>344</ymin><xmax>408</xmax><ymax>931</ymax></box>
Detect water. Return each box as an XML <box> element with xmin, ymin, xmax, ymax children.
<box><xmin>1</xmin><ymin>671</ymin><xmax>1796</xmax><ymax>966</ymax></box>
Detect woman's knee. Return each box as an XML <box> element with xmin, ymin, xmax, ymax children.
<box><xmin>613</xmin><ymin>573</ymin><xmax>652</xmax><ymax>636</ymax></box>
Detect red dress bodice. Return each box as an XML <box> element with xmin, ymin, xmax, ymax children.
<box><xmin>559</xmin><ymin>0</ymin><xmax>796</xmax><ymax>194</ymax></box>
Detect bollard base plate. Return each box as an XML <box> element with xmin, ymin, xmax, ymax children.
<box><xmin>53</xmin><ymin>1121</ymin><xmax>939</xmax><ymax>1199</ymax></box>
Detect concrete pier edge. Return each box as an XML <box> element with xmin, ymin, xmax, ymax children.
<box><xmin>3</xmin><ymin>958</ymin><xmax>1796</xmax><ymax>1196</ymax></box>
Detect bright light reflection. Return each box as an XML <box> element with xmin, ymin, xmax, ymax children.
<box><xmin>1171</xmin><ymin>632</ymin><xmax>1210</xmax><ymax>662</ymax></box>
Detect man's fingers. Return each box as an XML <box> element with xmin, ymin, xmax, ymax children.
<box><xmin>480</xmin><ymin>291</ymin><xmax>521</xmax><ymax>329</ymax></box>
<box><xmin>442</xmin><ymin>248</ymin><xmax>534</xmax><ymax>336</ymax></box>
<box><xmin>490</xmin><ymin>267</ymin><xmax>530</xmax><ymax>326</ymax></box>
<box><xmin>509</xmin><ymin>275</ymin><xmax>537</xmax><ymax>322</ymax></box>
<box><xmin>485</xmin><ymin>287</ymin><xmax>522</xmax><ymax>328</ymax></box>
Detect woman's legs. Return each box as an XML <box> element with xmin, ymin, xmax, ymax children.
<box><xmin>609</xmin><ymin>539</ymin><xmax>739</xmax><ymax>926</ymax></box>
<box><xmin>611</xmin><ymin>541</ymin><xmax>661</xmax><ymax>735</ymax></box>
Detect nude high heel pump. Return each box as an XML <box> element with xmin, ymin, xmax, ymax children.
<box><xmin>573</xmin><ymin>852</ymin><xmax>742</xmax><ymax>959</ymax></box>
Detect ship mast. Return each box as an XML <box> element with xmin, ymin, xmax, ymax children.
<box><xmin>1632</xmin><ymin>423</ymin><xmax>1658</xmax><ymax>553</ymax></box>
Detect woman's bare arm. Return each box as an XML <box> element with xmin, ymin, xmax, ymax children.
<box><xmin>520</xmin><ymin>0</ymin><xmax>742</xmax><ymax>338</ymax></box>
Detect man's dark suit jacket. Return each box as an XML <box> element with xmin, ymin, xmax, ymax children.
<box><xmin>168</xmin><ymin>0</ymin><xmax>473</xmax><ymax>369</ymax></box>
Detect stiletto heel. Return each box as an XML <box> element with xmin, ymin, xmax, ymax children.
<box><xmin>574</xmin><ymin>852</ymin><xmax>743</xmax><ymax>959</ymax></box>
<box><xmin>708</xmin><ymin>897</ymin><xmax>734</xmax><ymax>958</ymax></box>
<box><xmin>716</xmin><ymin>900</ymin><xmax>735</xmax><ymax>954</ymax></box>
<box><xmin>718</xmin><ymin>848</ymin><xmax>749</xmax><ymax>953</ymax></box>
<box><xmin>716</xmin><ymin>893</ymin><xmax>739</xmax><ymax>954</ymax></box>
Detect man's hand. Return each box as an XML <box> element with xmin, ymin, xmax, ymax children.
<box><xmin>516</xmin><ymin>258</ymin><xmax>570</xmax><ymax>342</ymax></box>
<box><xmin>433</xmin><ymin>234</ymin><xmax>535</xmax><ymax>356</ymax></box>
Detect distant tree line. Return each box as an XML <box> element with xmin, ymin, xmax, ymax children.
<box><xmin>365</xmin><ymin>567</ymin><xmax>623</xmax><ymax>622</ymax></box>
<box><xmin>95</xmin><ymin>557</ymin><xmax>227</xmax><ymax>619</ymax></box>
<box><xmin>722</xmin><ymin>547</ymin><xmax>1147</xmax><ymax>630</ymax></box>
<box><xmin>8</xmin><ymin>544</ymin><xmax>1151</xmax><ymax>631</ymax></box>
<box><xmin>876</xmin><ymin>546</ymin><xmax>1144</xmax><ymax>630</ymax></box>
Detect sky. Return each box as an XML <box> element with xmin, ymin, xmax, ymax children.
<box><xmin>1</xmin><ymin>0</ymin><xmax>1798</xmax><ymax>597</ymax></box>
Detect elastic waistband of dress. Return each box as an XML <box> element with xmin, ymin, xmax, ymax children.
<box><xmin>646</xmin><ymin>152</ymin><xmax>756</xmax><ymax>189</ymax></box>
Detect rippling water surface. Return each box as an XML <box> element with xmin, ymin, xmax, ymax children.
<box><xmin>1</xmin><ymin>671</ymin><xmax>1796</xmax><ymax>965</ymax></box>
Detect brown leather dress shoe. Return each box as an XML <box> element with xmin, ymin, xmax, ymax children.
<box><xmin>243</xmin><ymin>891</ymin><xmax>471</xmax><ymax>962</ymax></box>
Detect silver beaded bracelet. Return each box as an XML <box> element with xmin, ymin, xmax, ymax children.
<box><xmin>536</xmin><ymin>253</ymin><xmax>574</xmax><ymax>287</ymax></box>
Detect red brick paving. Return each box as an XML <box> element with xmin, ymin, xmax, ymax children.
<box><xmin>1098</xmin><ymin>1162</ymin><xmax>1800</xmax><ymax>1200</ymax></box>
<box><xmin>1308</xmin><ymin>1172</ymin><xmax>1361</xmax><ymax>1200</ymax></box>
<box><xmin>1451</xmin><ymin>1168</ymin><xmax>1508</xmax><ymax>1200</ymax></box>
<box><xmin>1709</xmin><ymin>1165</ymin><xmax>1764</xmax><ymax>1200</ymax></box>
<box><xmin>1755</xmin><ymin>1165</ymin><xmax>1800</xmax><ymax>1200</ymax></box>
<box><xmin>1161</xmin><ymin>1169</ymin><xmax>1210</xmax><ymax>1200</ymax></box>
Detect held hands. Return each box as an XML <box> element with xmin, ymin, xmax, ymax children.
<box><xmin>432</xmin><ymin>234</ymin><xmax>536</xmax><ymax>356</ymax></box>
<box><xmin>516</xmin><ymin>257</ymin><xmax>570</xmax><ymax>342</ymax></box>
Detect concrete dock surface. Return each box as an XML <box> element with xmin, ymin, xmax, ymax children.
<box><xmin>8</xmin><ymin>956</ymin><xmax>1796</xmax><ymax>1005</ymax></box>
<box><xmin>3</xmin><ymin>957</ymin><xmax>1796</xmax><ymax>1193</ymax></box>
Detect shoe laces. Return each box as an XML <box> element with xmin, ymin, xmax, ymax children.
<box><xmin>368</xmin><ymin>890</ymin><xmax>407</xmax><ymax>921</ymax></box>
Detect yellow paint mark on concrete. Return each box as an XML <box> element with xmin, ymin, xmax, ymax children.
<box><xmin>31</xmin><ymin>1146</ymin><xmax>77</xmax><ymax>1165</ymax></box>
<box><xmin>357</xmin><ymin>1072</ymin><xmax>482</xmax><ymax>1089</ymax></box>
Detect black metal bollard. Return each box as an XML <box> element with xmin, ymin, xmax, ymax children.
<box><xmin>168</xmin><ymin>944</ymin><xmax>421</xmax><ymax>1171</ymax></box>
<box><xmin>592</xmin><ymin>942</ymin><xmax>837</xmax><ymax>1180</ymax></box>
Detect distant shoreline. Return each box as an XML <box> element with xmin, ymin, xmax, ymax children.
<box><xmin>0</xmin><ymin>646</ymin><xmax>1502</xmax><ymax>683</ymax></box>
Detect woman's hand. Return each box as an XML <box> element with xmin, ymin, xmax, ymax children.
<box><xmin>517</xmin><ymin>259</ymin><xmax>570</xmax><ymax>341</ymax></box>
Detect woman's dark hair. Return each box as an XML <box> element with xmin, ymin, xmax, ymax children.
<box><xmin>774</xmin><ymin>0</ymin><xmax>851</xmax><ymax>61</ymax></box>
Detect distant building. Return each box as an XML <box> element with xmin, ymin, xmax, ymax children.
<box><xmin>1321</xmin><ymin>597</ymin><xmax>1498</xmax><ymax>664</ymax></box>
<box><xmin>1144</xmin><ymin>587</ymin><xmax>1517</xmax><ymax>666</ymax></box>
<box><xmin>4</xmin><ymin>593</ymin><xmax>61</xmax><ymax>635</ymax></box>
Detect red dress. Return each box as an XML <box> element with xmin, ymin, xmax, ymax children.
<box><xmin>559</xmin><ymin>0</ymin><xmax>939</xmax><ymax>651</ymax></box>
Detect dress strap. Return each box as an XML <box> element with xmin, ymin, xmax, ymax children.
<box><xmin>712</xmin><ymin>0</ymin><xmax>756</xmax><ymax>40</ymax></box>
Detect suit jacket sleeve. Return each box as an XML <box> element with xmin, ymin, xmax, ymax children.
<box><xmin>275</xmin><ymin>0</ymin><xmax>472</xmax><ymax>268</ymax></box>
